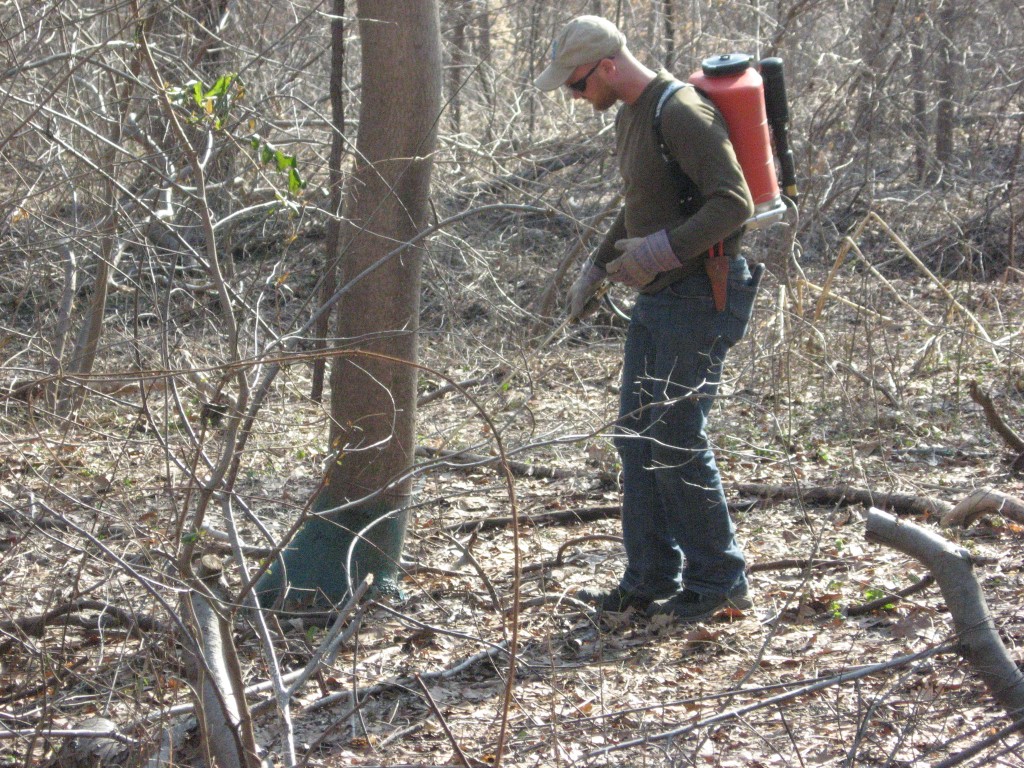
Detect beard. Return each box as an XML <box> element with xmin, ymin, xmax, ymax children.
<box><xmin>585</xmin><ymin>80</ymin><xmax>618</xmax><ymax>111</ymax></box>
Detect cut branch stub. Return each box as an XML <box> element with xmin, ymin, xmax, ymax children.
<box><xmin>865</xmin><ymin>508</ymin><xmax>1024</xmax><ymax>718</ymax></box>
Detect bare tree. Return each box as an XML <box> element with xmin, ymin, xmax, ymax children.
<box><xmin>256</xmin><ymin>0</ymin><xmax>443</xmax><ymax>610</ymax></box>
<box><xmin>933</xmin><ymin>0</ymin><xmax>961</xmax><ymax>181</ymax></box>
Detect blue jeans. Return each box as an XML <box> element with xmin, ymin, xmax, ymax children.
<box><xmin>614</xmin><ymin>257</ymin><xmax>760</xmax><ymax>599</ymax></box>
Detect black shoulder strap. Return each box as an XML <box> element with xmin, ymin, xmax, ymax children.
<box><xmin>653</xmin><ymin>81</ymin><xmax>689</xmax><ymax>163</ymax></box>
<box><xmin>653</xmin><ymin>81</ymin><xmax>703</xmax><ymax>216</ymax></box>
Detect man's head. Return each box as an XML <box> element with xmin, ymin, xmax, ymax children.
<box><xmin>534</xmin><ymin>16</ymin><xmax>626</xmax><ymax>92</ymax></box>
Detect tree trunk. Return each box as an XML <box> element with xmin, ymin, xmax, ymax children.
<box><xmin>311</xmin><ymin>0</ymin><xmax>346</xmax><ymax>402</ymax></box>
<box><xmin>934</xmin><ymin>0</ymin><xmax>958</xmax><ymax>182</ymax></box>
<box><xmin>447</xmin><ymin>0</ymin><xmax>467</xmax><ymax>137</ymax></box>
<box><xmin>662</xmin><ymin>0</ymin><xmax>676</xmax><ymax>68</ymax></box>
<box><xmin>473</xmin><ymin>0</ymin><xmax>495</xmax><ymax>145</ymax></box>
<box><xmin>853</xmin><ymin>0</ymin><xmax>898</xmax><ymax>140</ymax></box>
<box><xmin>910</xmin><ymin>0</ymin><xmax>930</xmax><ymax>183</ymax></box>
<box><xmin>55</xmin><ymin>101</ymin><xmax>124</xmax><ymax>416</ymax></box>
<box><xmin>257</xmin><ymin>0</ymin><xmax>441</xmax><ymax>610</ymax></box>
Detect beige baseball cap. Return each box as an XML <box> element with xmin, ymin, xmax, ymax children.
<box><xmin>534</xmin><ymin>16</ymin><xmax>626</xmax><ymax>91</ymax></box>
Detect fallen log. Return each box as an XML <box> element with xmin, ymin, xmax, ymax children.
<box><xmin>736</xmin><ymin>482</ymin><xmax>952</xmax><ymax>517</ymax></box>
<box><xmin>445</xmin><ymin>504</ymin><xmax>621</xmax><ymax>533</ymax></box>
<box><xmin>0</xmin><ymin>598</ymin><xmax>169</xmax><ymax>638</ymax></box>
<box><xmin>446</xmin><ymin>499</ymin><xmax>756</xmax><ymax>534</ymax></box>
<box><xmin>941</xmin><ymin>487</ymin><xmax>1024</xmax><ymax>528</ymax></box>
<box><xmin>864</xmin><ymin>508</ymin><xmax>1024</xmax><ymax>718</ymax></box>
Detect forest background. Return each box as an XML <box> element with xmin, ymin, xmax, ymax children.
<box><xmin>1</xmin><ymin>0</ymin><xmax>1024</xmax><ymax>766</ymax></box>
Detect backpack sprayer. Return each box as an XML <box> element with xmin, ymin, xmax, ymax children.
<box><xmin>647</xmin><ymin>53</ymin><xmax>797</xmax><ymax>311</ymax></box>
<box><xmin>688</xmin><ymin>53</ymin><xmax>798</xmax><ymax>228</ymax></box>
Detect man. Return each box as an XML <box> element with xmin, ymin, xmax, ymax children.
<box><xmin>535</xmin><ymin>16</ymin><xmax>761</xmax><ymax>622</ymax></box>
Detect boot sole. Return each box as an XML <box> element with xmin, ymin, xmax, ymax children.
<box><xmin>647</xmin><ymin>593</ymin><xmax>753</xmax><ymax>621</ymax></box>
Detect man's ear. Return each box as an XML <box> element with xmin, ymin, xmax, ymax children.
<box><xmin>598</xmin><ymin>56</ymin><xmax>619</xmax><ymax>83</ymax></box>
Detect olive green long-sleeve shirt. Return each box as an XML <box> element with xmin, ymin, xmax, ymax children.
<box><xmin>593</xmin><ymin>71</ymin><xmax>754</xmax><ymax>294</ymax></box>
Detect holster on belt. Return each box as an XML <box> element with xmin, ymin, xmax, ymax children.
<box><xmin>705</xmin><ymin>241</ymin><xmax>728</xmax><ymax>312</ymax></box>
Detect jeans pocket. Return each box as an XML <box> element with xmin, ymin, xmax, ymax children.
<box><xmin>718</xmin><ymin>262</ymin><xmax>763</xmax><ymax>344</ymax></box>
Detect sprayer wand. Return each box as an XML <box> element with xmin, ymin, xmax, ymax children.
<box><xmin>760</xmin><ymin>57</ymin><xmax>798</xmax><ymax>204</ymax></box>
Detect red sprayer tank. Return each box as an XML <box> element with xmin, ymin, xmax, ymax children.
<box><xmin>689</xmin><ymin>54</ymin><xmax>786</xmax><ymax>229</ymax></box>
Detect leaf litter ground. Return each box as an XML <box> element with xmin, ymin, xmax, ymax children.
<box><xmin>1</xmin><ymin>265</ymin><xmax>1023</xmax><ymax>767</ymax></box>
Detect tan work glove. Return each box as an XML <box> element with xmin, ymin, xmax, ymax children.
<box><xmin>606</xmin><ymin>229</ymin><xmax>680</xmax><ymax>288</ymax></box>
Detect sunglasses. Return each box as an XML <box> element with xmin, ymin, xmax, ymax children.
<box><xmin>567</xmin><ymin>60</ymin><xmax>604</xmax><ymax>93</ymax></box>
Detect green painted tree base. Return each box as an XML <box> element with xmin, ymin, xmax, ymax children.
<box><xmin>255</xmin><ymin>490</ymin><xmax>408</xmax><ymax>613</ymax></box>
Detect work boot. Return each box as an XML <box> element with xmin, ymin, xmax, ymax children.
<box><xmin>646</xmin><ymin>588</ymin><xmax>753</xmax><ymax>622</ymax></box>
<box><xmin>576</xmin><ymin>585</ymin><xmax>656</xmax><ymax>613</ymax></box>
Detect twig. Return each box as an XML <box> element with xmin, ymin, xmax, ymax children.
<box><xmin>932</xmin><ymin>711</ymin><xmax>1024</xmax><ymax>768</ymax></box>
<box><xmin>449</xmin><ymin>498</ymin><xmax>754</xmax><ymax>535</ymax></box>
<box><xmin>837</xmin><ymin>235</ymin><xmax>935</xmax><ymax>327</ymax></box>
<box><xmin>968</xmin><ymin>380</ymin><xmax>1024</xmax><ymax>453</ymax></box>
<box><xmin>867</xmin><ymin>212</ymin><xmax>993</xmax><ymax>344</ymax></box>
<box><xmin>834</xmin><ymin>360</ymin><xmax>900</xmax><ymax>408</ymax></box>
<box><xmin>811</xmin><ymin>212</ymin><xmax>995</xmax><ymax>353</ymax></box>
<box><xmin>438</xmin><ymin>531</ymin><xmax>503</xmax><ymax>612</ymax></box>
<box><xmin>303</xmin><ymin>635</ymin><xmax>511</xmax><ymax>714</ymax></box>
<box><xmin>374</xmin><ymin>722</ymin><xmax>423</xmax><ymax>750</ymax></box>
<box><xmin>417</xmin><ymin>373</ymin><xmax>499</xmax><ymax>407</ymax></box>
<box><xmin>512</xmin><ymin>594</ymin><xmax>592</xmax><ymax>612</ymax></box>
<box><xmin>845</xmin><ymin>573</ymin><xmax>935</xmax><ymax>616</ymax></box>
<box><xmin>415</xmin><ymin>445</ymin><xmax>580</xmax><ymax>480</ymax></box>
<box><xmin>583</xmin><ymin>642</ymin><xmax>953</xmax><ymax>759</ymax></box>
<box><xmin>296</xmin><ymin>697</ymin><xmax>371</xmax><ymax>768</ymax></box>
<box><xmin>0</xmin><ymin>657</ymin><xmax>89</xmax><ymax>706</ymax></box>
<box><xmin>520</xmin><ymin>533</ymin><xmax>624</xmax><ymax>574</ymax></box>
<box><xmin>184</xmin><ymin>556</ymin><xmax>263</xmax><ymax>768</ymax></box>
<box><xmin>746</xmin><ymin>558</ymin><xmax>849</xmax><ymax>574</ymax></box>
<box><xmin>797</xmin><ymin>277</ymin><xmax>893</xmax><ymax>322</ymax></box>
<box><xmin>813</xmin><ymin>212</ymin><xmax>871</xmax><ymax>322</ymax></box>
<box><xmin>284</xmin><ymin>576</ymin><xmax>372</xmax><ymax>699</ymax></box>
<box><xmin>415</xmin><ymin>674</ymin><xmax>478</xmax><ymax>768</ymax></box>
<box><xmin>0</xmin><ymin>725</ymin><xmax>139</xmax><ymax>746</ymax></box>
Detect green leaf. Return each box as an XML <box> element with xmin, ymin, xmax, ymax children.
<box><xmin>250</xmin><ymin>136</ymin><xmax>305</xmax><ymax>196</ymax></box>
<box><xmin>204</xmin><ymin>73</ymin><xmax>235</xmax><ymax>100</ymax></box>
<box><xmin>275</xmin><ymin>150</ymin><xmax>295</xmax><ymax>172</ymax></box>
<box><xmin>288</xmin><ymin>167</ymin><xmax>305</xmax><ymax>194</ymax></box>
<box><xmin>182</xmin><ymin>530</ymin><xmax>204</xmax><ymax>544</ymax></box>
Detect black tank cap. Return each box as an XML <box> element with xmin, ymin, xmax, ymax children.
<box><xmin>701</xmin><ymin>53</ymin><xmax>753</xmax><ymax>77</ymax></box>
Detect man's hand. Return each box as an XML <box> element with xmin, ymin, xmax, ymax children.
<box><xmin>568</xmin><ymin>258</ymin><xmax>606</xmax><ymax>320</ymax></box>
<box><xmin>606</xmin><ymin>229</ymin><xmax>680</xmax><ymax>288</ymax></box>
